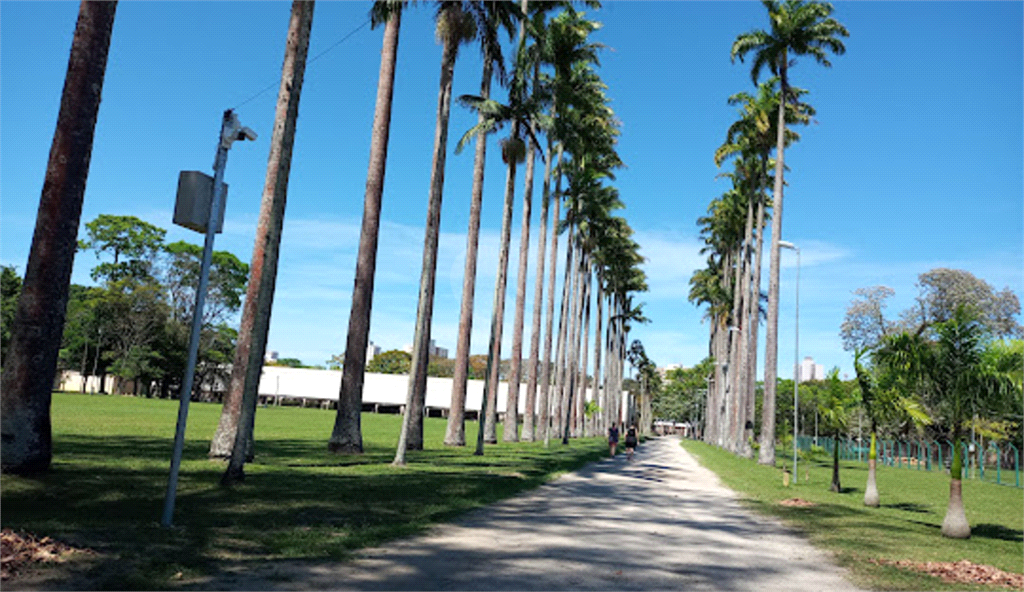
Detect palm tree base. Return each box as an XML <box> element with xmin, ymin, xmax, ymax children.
<box><xmin>327</xmin><ymin>441</ymin><xmax>363</xmax><ymax>455</ymax></box>
<box><xmin>864</xmin><ymin>459</ymin><xmax>880</xmax><ymax>507</ymax></box>
<box><xmin>941</xmin><ymin>479</ymin><xmax>971</xmax><ymax>539</ymax></box>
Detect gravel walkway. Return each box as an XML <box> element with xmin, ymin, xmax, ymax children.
<box><xmin>198</xmin><ymin>435</ymin><xmax>863</xmax><ymax>591</ymax></box>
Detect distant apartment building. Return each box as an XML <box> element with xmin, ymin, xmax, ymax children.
<box><xmin>658</xmin><ymin>363</ymin><xmax>684</xmax><ymax>378</ymax></box>
<box><xmin>366</xmin><ymin>341</ymin><xmax>381</xmax><ymax>364</ymax></box>
<box><xmin>265</xmin><ymin>350</ymin><xmax>279</xmax><ymax>364</ymax></box>
<box><xmin>402</xmin><ymin>339</ymin><xmax>448</xmax><ymax>359</ymax></box>
<box><xmin>799</xmin><ymin>356</ymin><xmax>825</xmax><ymax>383</ymax></box>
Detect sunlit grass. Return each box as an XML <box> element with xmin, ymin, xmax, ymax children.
<box><xmin>681</xmin><ymin>439</ymin><xmax>1023</xmax><ymax>591</ymax></box>
<box><xmin>2</xmin><ymin>392</ymin><xmax>607</xmax><ymax>589</ymax></box>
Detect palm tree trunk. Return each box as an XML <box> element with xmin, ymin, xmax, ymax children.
<box><xmin>759</xmin><ymin>61</ymin><xmax>789</xmax><ymax>467</ymax></box>
<box><xmin>864</xmin><ymin>427</ymin><xmax>879</xmax><ymax>506</ymax></box>
<box><xmin>549</xmin><ymin>221</ymin><xmax>574</xmax><ymax>445</ymax></box>
<box><xmin>591</xmin><ymin>272</ymin><xmax>604</xmax><ymax>436</ymax></box>
<box><xmin>566</xmin><ymin>249</ymin><xmax>586</xmax><ymax>440</ymax></box>
<box><xmin>482</xmin><ymin>129</ymin><xmax>519</xmax><ymax>445</ymax></box>
<box><xmin>445</xmin><ymin>57</ymin><xmax>491</xmax><ymax>447</ymax></box>
<box><xmin>578</xmin><ymin>263</ymin><xmax>592</xmax><ymax>437</ymax></box>
<box><xmin>0</xmin><ymin>0</ymin><xmax>117</xmax><ymax>475</ymax></box>
<box><xmin>729</xmin><ymin>201</ymin><xmax>754</xmax><ymax>453</ymax></box>
<box><xmin>727</xmin><ymin>242</ymin><xmax>744</xmax><ymax>452</ymax></box>
<box><xmin>942</xmin><ymin>430</ymin><xmax>971</xmax><ymax>538</ymax></box>
<box><xmin>736</xmin><ymin>198</ymin><xmax>755</xmax><ymax>456</ymax></box>
<box><xmin>328</xmin><ymin>5</ymin><xmax>400</xmax><ymax>454</ymax></box>
<box><xmin>746</xmin><ymin>197</ymin><xmax>766</xmax><ymax>450</ymax></box>
<box><xmin>830</xmin><ymin>431</ymin><xmax>841</xmax><ymax>492</ymax></box>
<box><xmin>394</xmin><ymin>27</ymin><xmax>461</xmax><ymax>466</ymax></box>
<box><xmin>222</xmin><ymin>0</ymin><xmax>315</xmax><ymax>483</ymax></box>
<box><xmin>523</xmin><ymin>144</ymin><xmax>553</xmax><ymax>442</ymax></box>
<box><xmin>540</xmin><ymin>147</ymin><xmax>564</xmax><ymax>445</ymax></box>
<box><xmin>504</xmin><ymin>132</ymin><xmax>535</xmax><ymax>443</ymax></box>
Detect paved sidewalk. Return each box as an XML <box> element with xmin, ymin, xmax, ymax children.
<box><xmin>200</xmin><ymin>436</ymin><xmax>863</xmax><ymax>591</ymax></box>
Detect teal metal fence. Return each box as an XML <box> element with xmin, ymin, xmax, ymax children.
<box><xmin>797</xmin><ymin>435</ymin><xmax>1021</xmax><ymax>488</ymax></box>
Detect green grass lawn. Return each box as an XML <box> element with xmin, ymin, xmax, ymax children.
<box><xmin>681</xmin><ymin>439</ymin><xmax>1024</xmax><ymax>591</ymax></box>
<box><xmin>2</xmin><ymin>392</ymin><xmax>609</xmax><ymax>589</ymax></box>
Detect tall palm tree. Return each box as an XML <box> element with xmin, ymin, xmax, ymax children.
<box><xmin>731</xmin><ymin>0</ymin><xmax>848</xmax><ymax>466</ymax></box>
<box><xmin>445</xmin><ymin>0</ymin><xmax>518</xmax><ymax>448</ymax></box>
<box><xmin>222</xmin><ymin>0</ymin><xmax>316</xmax><ymax>483</ymax></box>
<box><xmin>1</xmin><ymin>0</ymin><xmax>118</xmax><ymax>475</ymax></box>
<box><xmin>455</xmin><ymin>50</ymin><xmax>545</xmax><ymax>448</ymax></box>
<box><xmin>394</xmin><ymin>1</ymin><xmax>477</xmax><ymax>466</ymax></box>
<box><xmin>327</xmin><ymin>2</ymin><xmax>404</xmax><ymax>455</ymax></box>
<box><xmin>714</xmin><ymin>78</ymin><xmax>812</xmax><ymax>456</ymax></box>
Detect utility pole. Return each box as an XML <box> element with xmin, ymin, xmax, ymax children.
<box><xmin>162</xmin><ymin>110</ymin><xmax>257</xmax><ymax>527</ymax></box>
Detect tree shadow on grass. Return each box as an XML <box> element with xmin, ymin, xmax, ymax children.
<box><xmin>3</xmin><ymin>433</ymin><xmax>609</xmax><ymax>590</ymax></box>
<box><xmin>972</xmin><ymin>523</ymin><xmax>1023</xmax><ymax>542</ymax></box>
<box><xmin>884</xmin><ymin>502</ymin><xmax>933</xmax><ymax>514</ymax></box>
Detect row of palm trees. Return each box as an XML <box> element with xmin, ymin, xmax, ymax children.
<box><xmin>314</xmin><ymin>0</ymin><xmax>651</xmax><ymax>466</ymax></box>
<box><xmin>0</xmin><ymin>0</ymin><xmax>648</xmax><ymax>478</ymax></box>
<box><xmin>688</xmin><ymin>0</ymin><xmax>847</xmax><ymax>464</ymax></box>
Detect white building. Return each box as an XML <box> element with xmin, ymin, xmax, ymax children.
<box><xmin>265</xmin><ymin>350</ymin><xmax>279</xmax><ymax>364</ymax></box>
<box><xmin>799</xmin><ymin>356</ymin><xmax>825</xmax><ymax>383</ymax></box>
<box><xmin>658</xmin><ymin>363</ymin><xmax>684</xmax><ymax>378</ymax></box>
<box><xmin>402</xmin><ymin>339</ymin><xmax>448</xmax><ymax>359</ymax></box>
<box><xmin>365</xmin><ymin>341</ymin><xmax>381</xmax><ymax>364</ymax></box>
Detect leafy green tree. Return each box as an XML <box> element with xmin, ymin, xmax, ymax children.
<box><xmin>732</xmin><ymin>0</ymin><xmax>848</xmax><ymax>466</ymax></box>
<box><xmin>367</xmin><ymin>349</ymin><xmax>412</xmax><ymax>375</ymax></box>
<box><xmin>271</xmin><ymin>358</ymin><xmax>305</xmax><ymax>368</ymax></box>
<box><xmin>655</xmin><ymin>358</ymin><xmax>714</xmax><ymax>428</ymax></box>
<box><xmin>102</xmin><ymin>278</ymin><xmax>169</xmax><ymax>395</ymax></box>
<box><xmin>1</xmin><ymin>266</ymin><xmax>23</xmax><ymax>366</ymax></box>
<box><xmin>78</xmin><ymin>214</ymin><xmax>166</xmax><ymax>283</ymax></box>
<box><xmin>58</xmin><ymin>284</ymin><xmax>112</xmax><ymax>390</ymax></box>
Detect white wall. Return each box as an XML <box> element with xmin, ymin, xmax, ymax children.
<box><xmin>257</xmin><ymin>366</ymin><xmax>624</xmax><ymax>415</ymax></box>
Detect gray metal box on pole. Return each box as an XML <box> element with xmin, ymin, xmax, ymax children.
<box><xmin>174</xmin><ymin>171</ymin><xmax>227</xmax><ymax>234</ymax></box>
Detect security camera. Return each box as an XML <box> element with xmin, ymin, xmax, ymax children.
<box><xmin>238</xmin><ymin>126</ymin><xmax>258</xmax><ymax>142</ymax></box>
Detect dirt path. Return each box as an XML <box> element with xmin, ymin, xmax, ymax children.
<box><xmin>193</xmin><ymin>436</ymin><xmax>862</xmax><ymax>591</ymax></box>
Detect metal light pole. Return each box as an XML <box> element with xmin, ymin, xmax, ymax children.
<box><xmin>780</xmin><ymin>240</ymin><xmax>799</xmax><ymax>483</ymax></box>
<box><xmin>161</xmin><ymin>110</ymin><xmax>256</xmax><ymax>527</ymax></box>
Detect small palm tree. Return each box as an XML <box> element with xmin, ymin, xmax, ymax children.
<box><xmin>818</xmin><ymin>368</ymin><xmax>855</xmax><ymax>492</ymax></box>
<box><xmin>876</xmin><ymin>305</ymin><xmax>1021</xmax><ymax>538</ymax></box>
<box><xmin>732</xmin><ymin>0</ymin><xmax>848</xmax><ymax>466</ymax></box>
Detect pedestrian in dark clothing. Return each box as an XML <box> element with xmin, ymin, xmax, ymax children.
<box><xmin>625</xmin><ymin>425</ymin><xmax>639</xmax><ymax>461</ymax></box>
<box><xmin>608</xmin><ymin>424</ymin><xmax>620</xmax><ymax>457</ymax></box>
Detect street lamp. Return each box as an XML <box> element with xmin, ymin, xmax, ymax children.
<box><xmin>779</xmin><ymin>240</ymin><xmax>800</xmax><ymax>483</ymax></box>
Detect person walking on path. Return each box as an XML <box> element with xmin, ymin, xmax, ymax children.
<box><xmin>607</xmin><ymin>423</ymin><xmax>620</xmax><ymax>457</ymax></box>
<box><xmin>624</xmin><ymin>424</ymin><xmax>638</xmax><ymax>461</ymax></box>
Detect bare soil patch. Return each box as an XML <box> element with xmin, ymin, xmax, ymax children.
<box><xmin>779</xmin><ymin>498</ymin><xmax>817</xmax><ymax>507</ymax></box>
<box><xmin>869</xmin><ymin>558</ymin><xmax>1024</xmax><ymax>590</ymax></box>
<box><xmin>0</xmin><ymin>529</ymin><xmax>93</xmax><ymax>581</ymax></box>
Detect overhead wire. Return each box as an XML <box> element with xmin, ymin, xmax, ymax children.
<box><xmin>231</xmin><ymin>17</ymin><xmax>372</xmax><ymax>111</ymax></box>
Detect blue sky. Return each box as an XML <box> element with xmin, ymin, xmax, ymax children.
<box><xmin>2</xmin><ymin>1</ymin><xmax>1021</xmax><ymax>381</ymax></box>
